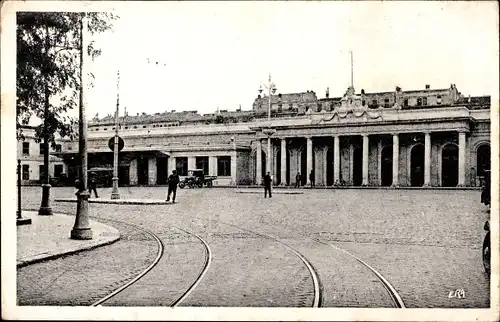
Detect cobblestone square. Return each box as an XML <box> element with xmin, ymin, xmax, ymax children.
<box><xmin>17</xmin><ymin>186</ymin><xmax>491</xmax><ymax>309</ymax></box>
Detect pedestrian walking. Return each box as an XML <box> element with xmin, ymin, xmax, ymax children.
<box><xmin>295</xmin><ymin>172</ymin><xmax>301</xmax><ymax>188</ymax></box>
<box><xmin>309</xmin><ymin>170</ymin><xmax>315</xmax><ymax>188</ymax></box>
<box><xmin>264</xmin><ymin>171</ymin><xmax>272</xmax><ymax>198</ymax></box>
<box><xmin>88</xmin><ymin>174</ymin><xmax>99</xmax><ymax>198</ymax></box>
<box><xmin>166</xmin><ymin>169</ymin><xmax>180</xmax><ymax>203</ymax></box>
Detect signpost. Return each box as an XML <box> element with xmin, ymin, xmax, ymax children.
<box><xmin>108</xmin><ymin>136</ymin><xmax>124</xmax><ymax>152</ymax></box>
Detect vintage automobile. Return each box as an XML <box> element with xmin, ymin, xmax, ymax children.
<box><xmin>178</xmin><ymin>169</ymin><xmax>216</xmax><ymax>189</ymax></box>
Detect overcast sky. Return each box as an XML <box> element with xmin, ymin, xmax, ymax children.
<box><xmin>20</xmin><ymin>1</ymin><xmax>500</xmax><ymax>120</ymax></box>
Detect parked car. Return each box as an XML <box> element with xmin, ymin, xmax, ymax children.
<box><xmin>179</xmin><ymin>169</ymin><xmax>216</xmax><ymax>189</ymax></box>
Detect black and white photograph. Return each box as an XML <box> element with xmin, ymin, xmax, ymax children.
<box><xmin>1</xmin><ymin>1</ymin><xmax>499</xmax><ymax>321</ymax></box>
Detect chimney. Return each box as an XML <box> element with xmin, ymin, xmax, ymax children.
<box><xmin>395</xmin><ymin>86</ymin><xmax>401</xmax><ymax>92</ymax></box>
<box><xmin>326</xmin><ymin>87</ymin><xmax>330</xmax><ymax>98</ymax></box>
<box><xmin>361</xmin><ymin>89</ymin><xmax>365</xmax><ymax>95</ymax></box>
<box><xmin>425</xmin><ymin>84</ymin><xmax>430</xmax><ymax>90</ymax></box>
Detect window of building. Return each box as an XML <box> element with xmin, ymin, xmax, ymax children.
<box><xmin>217</xmin><ymin>156</ymin><xmax>231</xmax><ymax>176</ymax></box>
<box><xmin>112</xmin><ymin>127</ymin><xmax>115</xmax><ymax>130</ymax></box>
<box><xmin>196</xmin><ymin>156</ymin><xmax>209</xmax><ymax>175</ymax></box>
<box><xmin>125</xmin><ymin>126</ymin><xmax>129</xmax><ymax>129</ymax></box>
<box><xmin>104</xmin><ymin>128</ymin><xmax>107</xmax><ymax>131</ymax></box>
<box><xmin>22</xmin><ymin>164</ymin><xmax>29</xmax><ymax>180</ymax></box>
<box><xmin>39</xmin><ymin>143</ymin><xmax>45</xmax><ymax>155</ymax></box>
<box><xmin>39</xmin><ymin>165</ymin><xmax>45</xmax><ymax>181</ymax></box>
<box><xmin>423</xmin><ymin>97</ymin><xmax>427</xmax><ymax>105</ymax></box>
<box><xmin>289</xmin><ymin>104</ymin><xmax>293</xmax><ymax>110</ymax></box>
<box><xmin>317</xmin><ymin>103</ymin><xmax>322</xmax><ymax>112</ymax></box>
<box><xmin>362</xmin><ymin>100</ymin><xmax>366</xmax><ymax>106</ymax></box>
<box><xmin>142</xmin><ymin>125</ymin><xmax>146</xmax><ymax>128</ymax></box>
<box><xmin>372</xmin><ymin>100</ymin><xmax>378</xmax><ymax>107</ymax></box>
<box><xmin>55</xmin><ymin>144</ymin><xmax>62</xmax><ymax>152</ymax></box>
<box><xmin>133</xmin><ymin>126</ymin><xmax>137</xmax><ymax>129</ymax></box>
<box><xmin>437</xmin><ymin>95</ymin><xmax>442</xmax><ymax>105</ymax></box>
<box><xmin>404</xmin><ymin>99</ymin><xmax>409</xmax><ymax>107</ymax></box>
<box><xmin>22</xmin><ymin>142</ymin><xmax>29</xmax><ymax>155</ymax></box>
<box><xmin>54</xmin><ymin>164</ymin><xmax>63</xmax><ymax>177</ymax></box>
<box><xmin>384</xmin><ymin>98</ymin><xmax>390</xmax><ymax>108</ymax></box>
<box><xmin>417</xmin><ymin>98</ymin><xmax>422</xmax><ymax>106</ymax></box>
<box><xmin>175</xmin><ymin>157</ymin><xmax>188</xmax><ymax>176</ymax></box>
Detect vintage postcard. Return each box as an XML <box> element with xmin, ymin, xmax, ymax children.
<box><xmin>1</xmin><ymin>1</ymin><xmax>499</xmax><ymax>321</ymax></box>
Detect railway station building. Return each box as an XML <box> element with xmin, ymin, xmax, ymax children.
<box><xmin>22</xmin><ymin>83</ymin><xmax>491</xmax><ymax>188</ymax></box>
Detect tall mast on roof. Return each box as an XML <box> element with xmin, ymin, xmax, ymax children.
<box><xmin>350</xmin><ymin>50</ymin><xmax>354</xmax><ymax>88</ymax></box>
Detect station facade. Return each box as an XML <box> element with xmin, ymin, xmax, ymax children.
<box><xmin>27</xmin><ymin>83</ymin><xmax>491</xmax><ymax>188</ymax></box>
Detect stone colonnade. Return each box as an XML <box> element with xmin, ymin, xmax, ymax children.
<box><xmin>256</xmin><ymin>130</ymin><xmax>469</xmax><ymax>187</ymax></box>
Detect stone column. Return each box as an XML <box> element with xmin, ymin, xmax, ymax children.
<box><xmin>392</xmin><ymin>133</ymin><xmax>399</xmax><ymax>187</ymax></box>
<box><xmin>209</xmin><ymin>156</ymin><xmax>217</xmax><ymax>177</ymax></box>
<box><xmin>377</xmin><ymin>140</ymin><xmax>382</xmax><ymax>186</ymax></box>
<box><xmin>168</xmin><ymin>156</ymin><xmax>176</xmax><ymax>175</ymax></box>
<box><xmin>362</xmin><ymin>134</ymin><xmax>369</xmax><ymax>186</ymax></box>
<box><xmin>129</xmin><ymin>158</ymin><xmax>138</xmax><ymax>185</ymax></box>
<box><xmin>188</xmin><ymin>156</ymin><xmax>196</xmax><ymax>171</ymax></box>
<box><xmin>458</xmin><ymin>131</ymin><xmax>466</xmax><ymax>186</ymax></box>
<box><xmin>424</xmin><ymin>132</ymin><xmax>431</xmax><ymax>187</ymax></box>
<box><xmin>333</xmin><ymin>136</ymin><xmax>340</xmax><ymax>184</ymax></box>
<box><xmin>148</xmin><ymin>157</ymin><xmax>157</xmax><ymax>185</ymax></box>
<box><xmin>349</xmin><ymin>144</ymin><xmax>354</xmax><ymax>184</ymax></box>
<box><xmin>267</xmin><ymin>137</ymin><xmax>272</xmax><ymax>178</ymax></box>
<box><xmin>230</xmin><ymin>152</ymin><xmax>237</xmax><ymax>185</ymax></box>
<box><xmin>306</xmin><ymin>137</ymin><xmax>313</xmax><ymax>185</ymax></box>
<box><xmin>280</xmin><ymin>138</ymin><xmax>287</xmax><ymax>185</ymax></box>
<box><xmin>256</xmin><ymin>140</ymin><xmax>262</xmax><ymax>184</ymax></box>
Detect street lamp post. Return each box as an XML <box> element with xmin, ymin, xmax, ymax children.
<box><xmin>110</xmin><ymin>70</ymin><xmax>120</xmax><ymax>199</ymax></box>
<box><xmin>259</xmin><ymin>74</ymin><xmax>277</xmax><ymax>180</ymax></box>
<box><xmin>71</xmin><ymin>13</ymin><xmax>92</xmax><ymax>240</ymax></box>
<box><xmin>38</xmin><ymin>23</ymin><xmax>53</xmax><ymax>216</ymax></box>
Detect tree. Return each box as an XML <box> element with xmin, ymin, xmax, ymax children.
<box><xmin>16</xmin><ymin>12</ymin><xmax>118</xmax><ymax>147</ymax></box>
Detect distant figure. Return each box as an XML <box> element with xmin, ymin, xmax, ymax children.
<box><xmin>309</xmin><ymin>170</ymin><xmax>315</xmax><ymax>188</ymax></box>
<box><xmin>88</xmin><ymin>174</ymin><xmax>99</xmax><ymax>198</ymax></box>
<box><xmin>264</xmin><ymin>171</ymin><xmax>272</xmax><ymax>198</ymax></box>
<box><xmin>166</xmin><ymin>169</ymin><xmax>180</xmax><ymax>203</ymax></box>
<box><xmin>295</xmin><ymin>172</ymin><xmax>301</xmax><ymax>188</ymax></box>
<box><xmin>481</xmin><ymin>170</ymin><xmax>491</xmax><ymax>207</ymax></box>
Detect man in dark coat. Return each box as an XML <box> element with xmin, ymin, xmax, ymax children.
<box><xmin>166</xmin><ymin>169</ymin><xmax>180</xmax><ymax>203</ymax></box>
<box><xmin>88</xmin><ymin>173</ymin><xmax>99</xmax><ymax>198</ymax></box>
<box><xmin>295</xmin><ymin>172</ymin><xmax>301</xmax><ymax>188</ymax></box>
<box><xmin>264</xmin><ymin>171</ymin><xmax>272</xmax><ymax>198</ymax></box>
<box><xmin>309</xmin><ymin>170</ymin><xmax>315</xmax><ymax>188</ymax></box>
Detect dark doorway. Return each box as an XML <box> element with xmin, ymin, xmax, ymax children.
<box><xmin>442</xmin><ymin>144</ymin><xmax>458</xmax><ymax>187</ymax></box>
<box><xmin>137</xmin><ymin>157</ymin><xmax>149</xmax><ymax>185</ymax></box>
<box><xmin>300</xmin><ymin>148</ymin><xmax>307</xmax><ymax>185</ymax></box>
<box><xmin>276</xmin><ymin>149</ymin><xmax>281</xmax><ymax>185</ymax></box>
<box><xmin>286</xmin><ymin>149</ymin><xmax>290</xmax><ymax>185</ymax></box>
<box><xmin>411</xmin><ymin>144</ymin><xmax>425</xmax><ymax>187</ymax></box>
<box><xmin>326</xmin><ymin>147</ymin><xmax>333</xmax><ymax>186</ymax></box>
<box><xmin>261</xmin><ymin>151</ymin><xmax>267</xmax><ymax>179</ymax></box>
<box><xmin>196</xmin><ymin>156</ymin><xmax>209</xmax><ymax>175</ymax></box>
<box><xmin>352</xmin><ymin>147</ymin><xmax>362</xmax><ymax>186</ymax></box>
<box><xmin>477</xmin><ymin>144</ymin><xmax>491</xmax><ymax>177</ymax></box>
<box><xmin>381</xmin><ymin>146</ymin><xmax>393</xmax><ymax>186</ymax></box>
<box><xmin>157</xmin><ymin>157</ymin><xmax>168</xmax><ymax>184</ymax></box>
<box><xmin>119</xmin><ymin>166</ymin><xmax>130</xmax><ymax>186</ymax></box>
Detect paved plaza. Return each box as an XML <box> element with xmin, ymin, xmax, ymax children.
<box><xmin>17</xmin><ymin>186</ymin><xmax>490</xmax><ymax>308</ymax></box>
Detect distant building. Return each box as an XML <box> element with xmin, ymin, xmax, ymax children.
<box><xmin>17</xmin><ymin>126</ymin><xmax>67</xmax><ymax>185</ymax></box>
<box><xmin>27</xmin><ymin>83</ymin><xmax>490</xmax><ymax>188</ymax></box>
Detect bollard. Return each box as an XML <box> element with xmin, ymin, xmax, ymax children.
<box><xmin>17</xmin><ymin>159</ymin><xmax>32</xmax><ymax>226</ymax></box>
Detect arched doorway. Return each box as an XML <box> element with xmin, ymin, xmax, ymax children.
<box><xmin>381</xmin><ymin>146</ymin><xmax>393</xmax><ymax>186</ymax></box>
<box><xmin>442</xmin><ymin>144</ymin><xmax>458</xmax><ymax>187</ymax></box>
<box><xmin>300</xmin><ymin>149</ymin><xmax>307</xmax><ymax>185</ymax></box>
<box><xmin>410</xmin><ymin>144</ymin><xmax>425</xmax><ymax>187</ymax></box>
<box><xmin>326</xmin><ymin>147</ymin><xmax>333</xmax><ymax>186</ymax></box>
<box><xmin>477</xmin><ymin>144</ymin><xmax>491</xmax><ymax>178</ymax></box>
<box><xmin>352</xmin><ymin>147</ymin><xmax>362</xmax><ymax>186</ymax></box>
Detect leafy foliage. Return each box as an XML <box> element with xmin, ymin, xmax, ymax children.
<box><xmin>16</xmin><ymin>12</ymin><xmax>118</xmax><ymax>147</ymax></box>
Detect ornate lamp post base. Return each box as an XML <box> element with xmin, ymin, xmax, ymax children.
<box><xmin>110</xmin><ymin>177</ymin><xmax>120</xmax><ymax>199</ymax></box>
<box><xmin>38</xmin><ymin>183</ymin><xmax>53</xmax><ymax>216</ymax></box>
<box><xmin>71</xmin><ymin>190</ymin><xmax>92</xmax><ymax>240</ymax></box>
<box><xmin>17</xmin><ymin>217</ymin><xmax>32</xmax><ymax>226</ymax></box>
